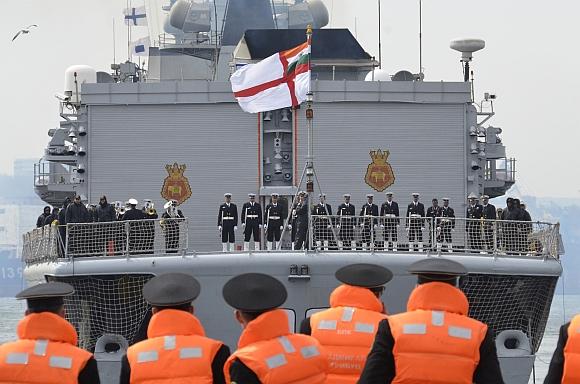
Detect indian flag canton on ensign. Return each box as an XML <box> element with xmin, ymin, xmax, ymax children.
<box><xmin>230</xmin><ymin>40</ymin><xmax>311</xmax><ymax>113</ymax></box>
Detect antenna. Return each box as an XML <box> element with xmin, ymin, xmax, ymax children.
<box><xmin>377</xmin><ymin>0</ymin><xmax>382</xmax><ymax>69</ymax></box>
<box><xmin>112</xmin><ymin>17</ymin><xmax>116</xmax><ymax>65</ymax></box>
<box><xmin>419</xmin><ymin>0</ymin><xmax>422</xmax><ymax>75</ymax></box>
<box><xmin>450</xmin><ymin>38</ymin><xmax>485</xmax><ymax>82</ymax></box>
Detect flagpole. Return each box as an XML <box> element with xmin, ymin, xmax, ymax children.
<box><xmin>305</xmin><ymin>24</ymin><xmax>314</xmax><ymax>250</ymax></box>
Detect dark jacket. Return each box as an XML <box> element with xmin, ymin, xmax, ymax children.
<box><xmin>36</xmin><ymin>213</ymin><xmax>50</xmax><ymax>228</ymax></box>
<box><xmin>241</xmin><ymin>202</ymin><xmax>263</xmax><ymax>226</ymax></box>
<box><xmin>218</xmin><ymin>203</ymin><xmax>238</xmax><ymax>227</ymax></box>
<box><xmin>380</xmin><ymin>201</ymin><xmax>399</xmax><ymax>217</ymax></box>
<box><xmin>122</xmin><ymin>208</ymin><xmax>146</xmax><ymax>221</ymax></box>
<box><xmin>482</xmin><ymin>204</ymin><xmax>497</xmax><ymax>220</ymax></box>
<box><xmin>65</xmin><ymin>202</ymin><xmax>90</xmax><ymax>224</ymax></box>
<box><xmin>543</xmin><ymin>322</ymin><xmax>569</xmax><ymax>383</ymax></box>
<box><xmin>43</xmin><ymin>213</ymin><xmax>58</xmax><ymax>226</ymax></box>
<box><xmin>96</xmin><ymin>203</ymin><xmax>116</xmax><ymax>222</ymax></box>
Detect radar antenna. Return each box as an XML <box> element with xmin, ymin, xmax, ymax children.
<box><xmin>450</xmin><ymin>38</ymin><xmax>485</xmax><ymax>82</ymax></box>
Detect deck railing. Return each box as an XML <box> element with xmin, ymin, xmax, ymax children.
<box><xmin>309</xmin><ymin>215</ymin><xmax>560</xmax><ymax>258</ymax></box>
<box><xmin>21</xmin><ymin>215</ymin><xmax>560</xmax><ymax>264</ymax></box>
<box><xmin>22</xmin><ymin>218</ymin><xmax>188</xmax><ymax>264</ymax></box>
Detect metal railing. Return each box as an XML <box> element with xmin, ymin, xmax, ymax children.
<box><xmin>309</xmin><ymin>215</ymin><xmax>560</xmax><ymax>258</ymax></box>
<box><xmin>22</xmin><ymin>218</ymin><xmax>188</xmax><ymax>263</ymax></box>
<box><xmin>34</xmin><ymin>162</ymin><xmax>77</xmax><ymax>187</ymax></box>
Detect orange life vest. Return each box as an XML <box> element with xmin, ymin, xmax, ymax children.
<box><xmin>310</xmin><ymin>284</ymin><xmax>387</xmax><ymax>384</ymax></box>
<box><xmin>0</xmin><ymin>312</ymin><xmax>93</xmax><ymax>384</ymax></box>
<box><xmin>224</xmin><ymin>309</ymin><xmax>328</xmax><ymax>384</ymax></box>
<box><xmin>126</xmin><ymin>309</ymin><xmax>224</xmax><ymax>384</ymax></box>
<box><xmin>388</xmin><ymin>282</ymin><xmax>488</xmax><ymax>384</ymax></box>
<box><xmin>562</xmin><ymin>314</ymin><xmax>580</xmax><ymax>383</ymax></box>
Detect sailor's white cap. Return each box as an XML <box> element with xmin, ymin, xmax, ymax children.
<box><xmin>385</xmin><ymin>191</ymin><xmax>393</xmax><ymax>196</ymax></box>
<box><xmin>271</xmin><ymin>192</ymin><xmax>279</xmax><ymax>197</ymax></box>
<box><xmin>248</xmin><ymin>193</ymin><xmax>256</xmax><ymax>198</ymax></box>
<box><xmin>128</xmin><ymin>198</ymin><xmax>138</xmax><ymax>205</ymax></box>
<box><xmin>343</xmin><ymin>193</ymin><xmax>351</xmax><ymax>198</ymax></box>
<box><xmin>366</xmin><ymin>194</ymin><xmax>374</xmax><ymax>198</ymax></box>
<box><xmin>481</xmin><ymin>194</ymin><xmax>490</xmax><ymax>199</ymax></box>
<box><xmin>467</xmin><ymin>192</ymin><xmax>478</xmax><ymax>199</ymax></box>
<box><xmin>143</xmin><ymin>199</ymin><xmax>152</xmax><ymax>203</ymax></box>
<box><xmin>224</xmin><ymin>193</ymin><xmax>232</xmax><ymax>197</ymax></box>
<box><xmin>298</xmin><ymin>191</ymin><xmax>307</xmax><ymax>196</ymax></box>
<box><xmin>411</xmin><ymin>192</ymin><xmax>420</xmax><ymax>197</ymax></box>
<box><xmin>164</xmin><ymin>201</ymin><xmax>172</xmax><ymax>210</ymax></box>
<box><xmin>442</xmin><ymin>197</ymin><xmax>450</xmax><ymax>201</ymax></box>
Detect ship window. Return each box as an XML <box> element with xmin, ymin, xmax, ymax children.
<box><xmin>281</xmin><ymin>308</ymin><xmax>296</xmax><ymax>332</ymax></box>
<box><xmin>305</xmin><ymin>307</ymin><xmax>328</xmax><ymax>318</ymax></box>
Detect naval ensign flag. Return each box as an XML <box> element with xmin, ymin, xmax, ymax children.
<box><xmin>230</xmin><ymin>40</ymin><xmax>311</xmax><ymax>113</ymax></box>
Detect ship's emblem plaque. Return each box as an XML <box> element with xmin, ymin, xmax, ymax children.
<box><xmin>161</xmin><ymin>163</ymin><xmax>192</xmax><ymax>205</ymax></box>
<box><xmin>365</xmin><ymin>149</ymin><xmax>395</xmax><ymax>192</ymax></box>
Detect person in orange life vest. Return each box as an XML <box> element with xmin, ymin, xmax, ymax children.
<box><xmin>223</xmin><ymin>273</ymin><xmax>329</xmax><ymax>384</ymax></box>
<box><xmin>299</xmin><ymin>263</ymin><xmax>392</xmax><ymax>383</ymax></box>
<box><xmin>358</xmin><ymin>258</ymin><xmax>504</xmax><ymax>384</ymax></box>
<box><xmin>0</xmin><ymin>282</ymin><xmax>100</xmax><ymax>384</ymax></box>
<box><xmin>543</xmin><ymin>314</ymin><xmax>580</xmax><ymax>383</ymax></box>
<box><xmin>119</xmin><ymin>273</ymin><xmax>230</xmax><ymax>384</ymax></box>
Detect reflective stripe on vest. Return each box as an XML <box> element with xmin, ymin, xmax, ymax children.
<box><xmin>49</xmin><ymin>356</ymin><xmax>73</xmax><ymax>369</ymax></box>
<box><xmin>34</xmin><ymin>340</ymin><xmax>48</xmax><ymax>356</ymax></box>
<box><xmin>5</xmin><ymin>353</ymin><xmax>28</xmax><ymax>365</ymax></box>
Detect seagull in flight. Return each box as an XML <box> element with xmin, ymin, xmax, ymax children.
<box><xmin>12</xmin><ymin>24</ymin><xmax>38</xmax><ymax>41</ymax></box>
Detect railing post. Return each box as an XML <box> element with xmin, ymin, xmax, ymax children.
<box><xmin>371</xmin><ymin>218</ymin><xmax>375</xmax><ymax>253</ymax></box>
<box><xmin>125</xmin><ymin>221</ymin><xmax>130</xmax><ymax>258</ymax></box>
<box><xmin>493</xmin><ymin>220</ymin><xmax>498</xmax><ymax>255</ymax></box>
<box><xmin>65</xmin><ymin>224</ymin><xmax>70</xmax><ymax>259</ymax></box>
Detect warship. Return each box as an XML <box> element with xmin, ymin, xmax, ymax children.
<box><xmin>20</xmin><ymin>1</ymin><xmax>563</xmax><ymax>383</ymax></box>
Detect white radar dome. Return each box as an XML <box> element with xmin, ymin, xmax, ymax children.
<box><xmin>64</xmin><ymin>65</ymin><xmax>97</xmax><ymax>101</ymax></box>
<box><xmin>450</xmin><ymin>38</ymin><xmax>485</xmax><ymax>61</ymax></box>
<box><xmin>365</xmin><ymin>69</ymin><xmax>391</xmax><ymax>82</ymax></box>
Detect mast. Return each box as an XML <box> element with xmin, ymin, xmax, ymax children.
<box><xmin>305</xmin><ymin>24</ymin><xmax>314</xmax><ymax>250</ymax></box>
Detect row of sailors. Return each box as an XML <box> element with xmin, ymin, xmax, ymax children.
<box><xmin>217</xmin><ymin>191</ymin><xmax>533</xmax><ymax>253</ymax></box>
<box><xmin>1</xmin><ymin>258</ymin><xmax>517</xmax><ymax>384</ymax></box>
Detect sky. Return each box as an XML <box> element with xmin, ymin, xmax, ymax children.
<box><xmin>0</xmin><ymin>0</ymin><xmax>578</xmax><ymax>198</ymax></box>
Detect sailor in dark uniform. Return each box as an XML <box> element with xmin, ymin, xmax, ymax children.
<box><xmin>121</xmin><ymin>198</ymin><xmax>146</xmax><ymax>254</ymax></box>
<box><xmin>241</xmin><ymin>193</ymin><xmax>263</xmax><ymax>251</ymax></box>
<box><xmin>218</xmin><ymin>193</ymin><xmax>238</xmax><ymax>252</ymax></box>
<box><xmin>293</xmin><ymin>191</ymin><xmax>310</xmax><ymax>250</ymax></box>
<box><xmin>480</xmin><ymin>195</ymin><xmax>496</xmax><ymax>252</ymax></box>
<box><xmin>426</xmin><ymin>198</ymin><xmax>441</xmax><ymax>250</ymax></box>
<box><xmin>312</xmin><ymin>193</ymin><xmax>333</xmax><ymax>250</ymax></box>
<box><xmin>161</xmin><ymin>200</ymin><xmax>185</xmax><ymax>254</ymax></box>
<box><xmin>337</xmin><ymin>194</ymin><xmax>356</xmax><ymax>250</ymax></box>
<box><xmin>406</xmin><ymin>193</ymin><xmax>425</xmax><ymax>251</ymax></box>
<box><xmin>141</xmin><ymin>199</ymin><xmax>158</xmax><ymax>255</ymax></box>
<box><xmin>360</xmin><ymin>194</ymin><xmax>379</xmax><ymax>250</ymax></box>
<box><xmin>466</xmin><ymin>193</ymin><xmax>484</xmax><ymax>251</ymax></box>
<box><xmin>380</xmin><ymin>192</ymin><xmax>399</xmax><ymax>251</ymax></box>
<box><xmin>437</xmin><ymin>198</ymin><xmax>456</xmax><ymax>252</ymax></box>
<box><xmin>264</xmin><ymin>193</ymin><xmax>285</xmax><ymax>250</ymax></box>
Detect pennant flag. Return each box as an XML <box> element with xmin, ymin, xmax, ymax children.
<box><xmin>124</xmin><ymin>6</ymin><xmax>148</xmax><ymax>26</ymax></box>
<box><xmin>230</xmin><ymin>40</ymin><xmax>311</xmax><ymax>113</ymax></box>
<box><xmin>131</xmin><ymin>36</ymin><xmax>150</xmax><ymax>56</ymax></box>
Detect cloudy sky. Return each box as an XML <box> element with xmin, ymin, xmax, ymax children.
<box><xmin>1</xmin><ymin>0</ymin><xmax>578</xmax><ymax>197</ymax></box>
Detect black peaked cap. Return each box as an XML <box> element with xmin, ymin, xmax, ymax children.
<box><xmin>223</xmin><ymin>273</ymin><xmax>287</xmax><ymax>312</ymax></box>
<box><xmin>16</xmin><ymin>282</ymin><xmax>74</xmax><ymax>300</ymax></box>
<box><xmin>335</xmin><ymin>264</ymin><xmax>393</xmax><ymax>288</ymax></box>
<box><xmin>143</xmin><ymin>273</ymin><xmax>201</xmax><ymax>307</ymax></box>
<box><xmin>408</xmin><ymin>258</ymin><xmax>468</xmax><ymax>277</ymax></box>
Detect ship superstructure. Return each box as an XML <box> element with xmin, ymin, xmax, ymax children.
<box><xmin>21</xmin><ymin>1</ymin><xmax>560</xmax><ymax>384</ymax></box>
